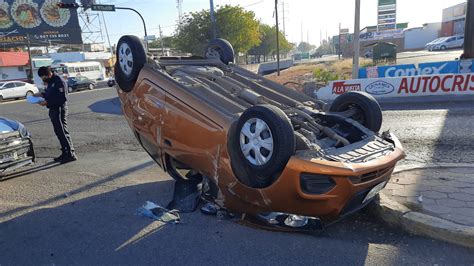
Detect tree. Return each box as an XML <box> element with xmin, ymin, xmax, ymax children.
<box><xmin>297</xmin><ymin>42</ymin><xmax>316</xmax><ymax>53</ymax></box>
<box><xmin>149</xmin><ymin>36</ymin><xmax>176</xmax><ymax>49</ymax></box>
<box><xmin>248</xmin><ymin>23</ymin><xmax>293</xmax><ymax>62</ymax></box>
<box><xmin>174</xmin><ymin>5</ymin><xmax>261</xmax><ymax>55</ymax></box>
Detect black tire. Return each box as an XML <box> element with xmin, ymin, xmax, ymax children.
<box><xmin>329</xmin><ymin>91</ymin><xmax>382</xmax><ymax>132</ymax></box>
<box><xmin>204</xmin><ymin>38</ymin><xmax>235</xmax><ymax>65</ymax></box>
<box><xmin>89</xmin><ymin>84</ymin><xmax>94</xmax><ymax>90</ymax></box>
<box><xmin>25</xmin><ymin>91</ymin><xmax>34</xmax><ymax>97</ymax></box>
<box><xmin>228</xmin><ymin>105</ymin><xmax>295</xmax><ymax>188</ymax></box>
<box><xmin>115</xmin><ymin>35</ymin><xmax>147</xmax><ymax>92</ymax></box>
<box><xmin>441</xmin><ymin>45</ymin><xmax>447</xmax><ymax>50</ymax></box>
<box><xmin>0</xmin><ymin>95</ymin><xmax>3</xmax><ymax>102</ymax></box>
<box><xmin>68</xmin><ymin>87</ymin><xmax>73</xmax><ymax>93</ymax></box>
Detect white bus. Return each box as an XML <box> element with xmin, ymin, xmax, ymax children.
<box><xmin>52</xmin><ymin>61</ymin><xmax>106</xmax><ymax>81</ymax></box>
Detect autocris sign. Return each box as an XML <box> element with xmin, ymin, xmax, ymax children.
<box><xmin>316</xmin><ymin>73</ymin><xmax>474</xmax><ymax>100</ymax></box>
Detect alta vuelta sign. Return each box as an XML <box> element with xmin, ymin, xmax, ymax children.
<box><xmin>316</xmin><ymin>73</ymin><xmax>474</xmax><ymax>100</ymax></box>
<box><xmin>332</xmin><ymin>81</ymin><xmax>361</xmax><ymax>94</ymax></box>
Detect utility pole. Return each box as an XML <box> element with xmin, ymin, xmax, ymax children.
<box><xmin>210</xmin><ymin>0</ymin><xmax>217</xmax><ymax>39</ymax></box>
<box><xmin>26</xmin><ymin>34</ymin><xmax>34</xmax><ymax>82</ymax></box>
<box><xmin>464</xmin><ymin>0</ymin><xmax>474</xmax><ymax>58</ymax></box>
<box><xmin>300</xmin><ymin>21</ymin><xmax>303</xmax><ymax>44</ymax></box>
<box><xmin>338</xmin><ymin>22</ymin><xmax>341</xmax><ymax>60</ymax></box>
<box><xmin>275</xmin><ymin>0</ymin><xmax>280</xmax><ymax>76</ymax></box>
<box><xmin>100</xmin><ymin>11</ymin><xmax>113</xmax><ymax>57</ymax></box>
<box><xmin>320</xmin><ymin>29</ymin><xmax>322</xmax><ymax>46</ymax></box>
<box><xmin>159</xmin><ymin>25</ymin><xmax>165</xmax><ymax>56</ymax></box>
<box><xmin>352</xmin><ymin>0</ymin><xmax>361</xmax><ymax>79</ymax></box>
<box><xmin>281</xmin><ymin>1</ymin><xmax>286</xmax><ymax>37</ymax></box>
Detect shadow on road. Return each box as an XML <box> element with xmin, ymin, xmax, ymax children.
<box><xmin>0</xmin><ymin>161</ymin><xmax>59</xmax><ymax>182</ymax></box>
<box><xmin>88</xmin><ymin>97</ymin><xmax>122</xmax><ymax>116</ymax></box>
<box><xmin>0</xmin><ymin>160</ymin><xmax>154</xmax><ymax>220</ymax></box>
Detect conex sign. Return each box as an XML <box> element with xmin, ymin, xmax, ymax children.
<box><xmin>316</xmin><ymin>73</ymin><xmax>474</xmax><ymax>100</ymax></box>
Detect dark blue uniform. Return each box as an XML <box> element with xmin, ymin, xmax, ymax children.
<box><xmin>43</xmin><ymin>75</ymin><xmax>75</xmax><ymax>157</ymax></box>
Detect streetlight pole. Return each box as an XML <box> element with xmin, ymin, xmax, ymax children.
<box><xmin>210</xmin><ymin>0</ymin><xmax>217</xmax><ymax>39</ymax></box>
<box><xmin>464</xmin><ymin>0</ymin><xmax>474</xmax><ymax>58</ymax></box>
<box><xmin>352</xmin><ymin>0</ymin><xmax>361</xmax><ymax>79</ymax></box>
<box><xmin>115</xmin><ymin>7</ymin><xmax>148</xmax><ymax>50</ymax></box>
<box><xmin>275</xmin><ymin>0</ymin><xmax>280</xmax><ymax>76</ymax></box>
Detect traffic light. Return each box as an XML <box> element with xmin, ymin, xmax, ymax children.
<box><xmin>57</xmin><ymin>2</ymin><xmax>80</xmax><ymax>9</ymax></box>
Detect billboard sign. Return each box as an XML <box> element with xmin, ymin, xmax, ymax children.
<box><xmin>316</xmin><ymin>73</ymin><xmax>474</xmax><ymax>101</ymax></box>
<box><xmin>378</xmin><ymin>0</ymin><xmax>396</xmax><ymax>31</ymax></box>
<box><xmin>0</xmin><ymin>0</ymin><xmax>82</xmax><ymax>46</ymax></box>
<box><xmin>359</xmin><ymin>60</ymin><xmax>474</xmax><ymax>79</ymax></box>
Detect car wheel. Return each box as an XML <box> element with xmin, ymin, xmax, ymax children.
<box><xmin>25</xmin><ymin>91</ymin><xmax>33</xmax><ymax>97</ymax></box>
<box><xmin>228</xmin><ymin>105</ymin><xmax>295</xmax><ymax>188</ymax></box>
<box><xmin>68</xmin><ymin>87</ymin><xmax>73</xmax><ymax>93</ymax></box>
<box><xmin>441</xmin><ymin>45</ymin><xmax>447</xmax><ymax>50</ymax></box>
<box><xmin>164</xmin><ymin>154</ymin><xmax>203</xmax><ymax>182</ymax></box>
<box><xmin>204</xmin><ymin>38</ymin><xmax>235</xmax><ymax>65</ymax></box>
<box><xmin>115</xmin><ymin>35</ymin><xmax>147</xmax><ymax>92</ymax></box>
<box><xmin>329</xmin><ymin>91</ymin><xmax>383</xmax><ymax>132</ymax></box>
<box><xmin>0</xmin><ymin>95</ymin><xmax>3</xmax><ymax>102</ymax></box>
<box><xmin>89</xmin><ymin>84</ymin><xmax>94</xmax><ymax>90</ymax></box>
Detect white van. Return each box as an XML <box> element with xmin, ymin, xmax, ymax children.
<box><xmin>52</xmin><ymin>61</ymin><xmax>106</xmax><ymax>81</ymax></box>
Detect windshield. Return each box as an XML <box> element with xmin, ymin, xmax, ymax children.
<box><xmin>0</xmin><ymin>82</ymin><xmax>5</xmax><ymax>87</ymax></box>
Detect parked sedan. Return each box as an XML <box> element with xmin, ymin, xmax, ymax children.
<box><xmin>67</xmin><ymin>76</ymin><xmax>96</xmax><ymax>93</ymax></box>
<box><xmin>432</xmin><ymin>35</ymin><xmax>464</xmax><ymax>51</ymax></box>
<box><xmin>0</xmin><ymin>81</ymin><xmax>39</xmax><ymax>102</ymax></box>
<box><xmin>0</xmin><ymin>117</ymin><xmax>35</xmax><ymax>178</ymax></box>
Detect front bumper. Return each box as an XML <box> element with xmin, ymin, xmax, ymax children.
<box><xmin>0</xmin><ymin>131</ymin><xmax>35</xmax><ymax>176</ymax></box>
<box><xmin>258</xmin><ymin>133</ymin><xmax>405</xmax><ymax>222</ymax></box>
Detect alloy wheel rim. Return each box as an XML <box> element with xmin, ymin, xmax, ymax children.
<box><xmin>239</xmin><ymin>118</ymin><xmax>274</xmax><ymax>166</ymax></box>
<box><xmin>119</xmin><ymin>42</ymin><xmax>133</xmax><ymax>77</ymax></box>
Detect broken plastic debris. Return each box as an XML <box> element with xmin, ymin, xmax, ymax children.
<box><xmin>138</xmin><ymin>201</ymin><xmax>180</xmax><ymax>224</ymax></box>
<box><xmin>418</xmin><ymin>195</ymin><xmax>423</xmax><ymax>203</ymax></box>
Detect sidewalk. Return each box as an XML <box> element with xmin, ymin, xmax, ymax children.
<box><xmin>371</xmin><ymin>164</ymin><xmax>474</xmax><ymax>248</ymax></box>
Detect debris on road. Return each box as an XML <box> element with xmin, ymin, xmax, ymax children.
<box><xmin>137</xmin><ymin>201</ymin><xmax>180</xmax><ymax>224</ymax></box>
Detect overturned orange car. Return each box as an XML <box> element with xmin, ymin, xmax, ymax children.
<box><xmin>114</xmin><ymin>35</ymin><xmax>405</xmax><ymax>225</ymax></box>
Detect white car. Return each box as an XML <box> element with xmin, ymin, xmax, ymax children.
<box><xmin>425</xmin><ymin>37</ymin><xmax>448</xmax><ymax>51</ymax></box>
<box><xmin>432</xmin><ymin>35</ymin><xmax>464</xmax><ymax>51</ymax></box>
<box><xmin>0</xmin><ymin>81</ymin><xmax>39</xmax><ymax>102</ymax></box>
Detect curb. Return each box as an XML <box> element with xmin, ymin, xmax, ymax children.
<box><xmin>370</xmin><ymin>163</ymin><xmax>474</xmax><ymax>249</ymax></box>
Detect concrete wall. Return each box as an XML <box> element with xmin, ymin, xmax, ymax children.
<box><xmin>0</xmin><ymin>66</ymin><xmax>27</xmax><ymax>81</ymax></box>
<box><xmin>404</xmin><ymin>23</ymin><xmax>441</xmax><ymax>50</ymax></box>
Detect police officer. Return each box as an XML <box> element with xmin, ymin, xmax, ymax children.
<box><xmin>37</xmin><ymin>66</ymin><xmax>77</xmax><ymax>164</ymax></box>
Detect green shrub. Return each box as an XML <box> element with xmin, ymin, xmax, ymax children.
<box><xmin>314</xmin><ymin>68</ymin><xmax>340</xmax><ymax>84</ymax></box>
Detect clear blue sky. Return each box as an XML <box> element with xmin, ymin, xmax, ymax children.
<box><xmin>95</xmin><ymin>0</ymin><xmax>466</xmax><ymax>48</ymax></box>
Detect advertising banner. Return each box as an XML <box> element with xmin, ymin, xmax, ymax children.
<box><xmin>0</xmin><ymin>0</ymin><xmax>82</xmax><ymax>46</ymax></box>
<box><xmin>359</xmin><ymin>60</ymin><xmax>474</xmax><ymax>79</ymax></box>
<box><xmin>316</xmin><ymin>73</ymin><xmax>474</xmax><ymax>101</ymax></box>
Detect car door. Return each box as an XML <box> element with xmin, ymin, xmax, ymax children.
<box><xmin>1</xmin><ymin>83</ymin><xmax>17</xmax><ymax>99</ymax></box>
<box><xmin>14</xmin><ymin>82</ymin><xmax>27</xmax><ymax>97</ymax></box>
<box><xmin>445</xmin><ymin>37</ymin><xmax>456</xmax><ymax>48</ymax></box>
<box><xmin>455</xmin><ymin>36</ymin><xmax>464</xmax><ymax>48</ymax></box>
<box><xmin>127</xmin><ymin>79</ymin><xmax>167</xmax><ymax>167</ymax></box>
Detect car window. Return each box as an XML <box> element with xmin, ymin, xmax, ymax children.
<box><xmin>447</xmin><ymin>37</ymin><xmax>455</xmax><ymax>42</ymax></box>
<box><xmin>14</xmin><ymin>82</ymin><xmax>25</xmax><ymax>87</ymax></box>
<box><xmin>457</xmin><ymin>36</ymin><xmax>464</xmax><ymax>40</ymax></box>
<box><xmin>4</xmin><ymin>83</ymin><xmax>16</xmax><ymax>89</ymax></box>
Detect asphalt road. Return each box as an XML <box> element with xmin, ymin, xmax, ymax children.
<box><xmin>0</xmin><ymin>88</ymin><xmax>473</xmax><ymax>264</ymax></box>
